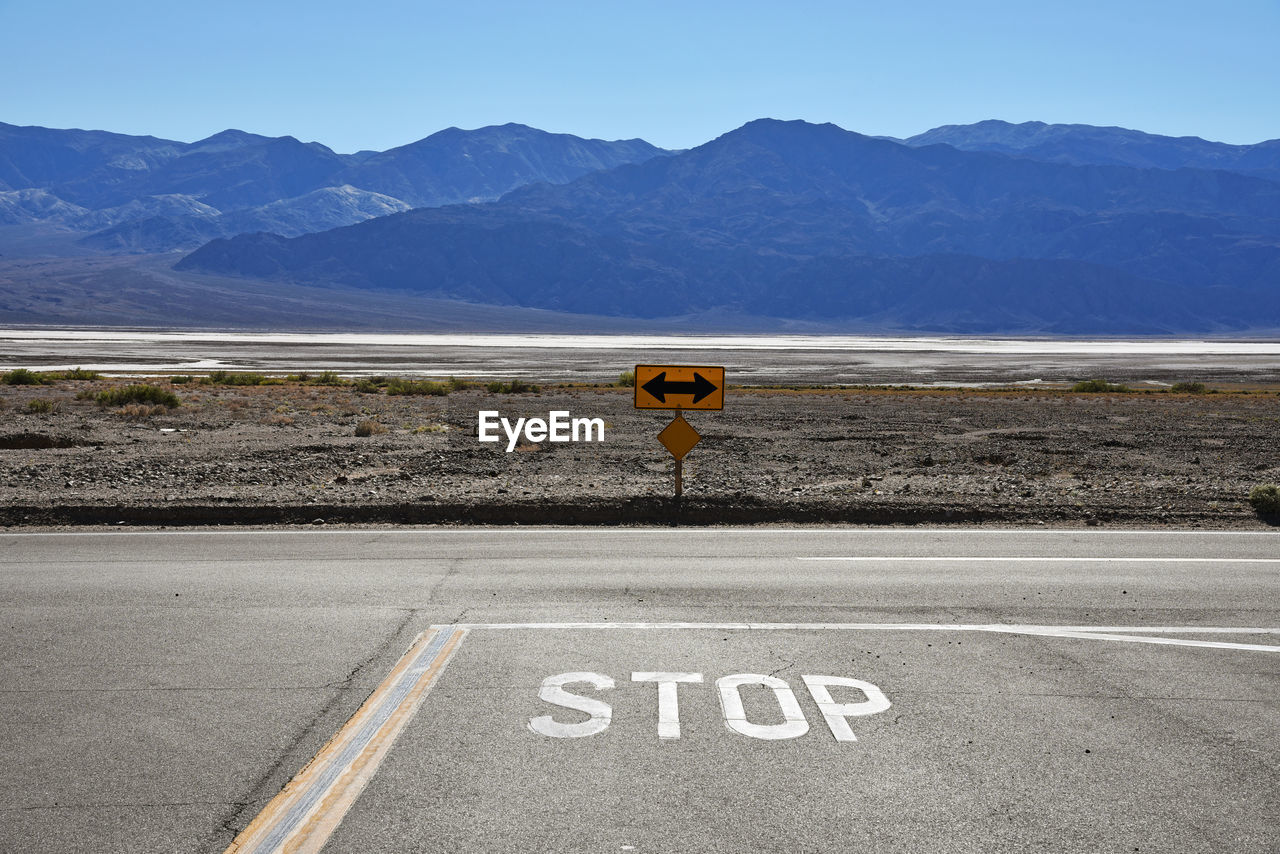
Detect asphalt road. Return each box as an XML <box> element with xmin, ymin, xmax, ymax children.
<box><xmin>1</xmin><ymin>528</ymin><xmax>1277</xmax><ymax>853</ymax></box>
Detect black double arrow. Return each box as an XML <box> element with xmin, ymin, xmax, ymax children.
<box><xmin>641</xmin><ymin>371</ymin><xmax>719</xmax><ymax>404</ymax></box>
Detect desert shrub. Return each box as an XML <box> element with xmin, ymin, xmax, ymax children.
<box><xmin>1169</xmin><ymin>381</ymin><xmax>1207</xmax><ymax>394</ymax></box>
<box><xmin>264</xmin><ymin>414</ymin><xmax>295</xmax><ymax>426</ymax></box>
<box><xmin>486</xmin><ymin>379</ymin><xmax>541</xmax><ymax>394</ymax></box>
<box><xmin>1249</xmin><ymin>484</ymin><xmax>1280</xmax><ymax>517</ymax></box>
<box><xmin>616</xmin><ymin>370</ymin><xmax>635</xmax><ymax>387</ymax></box>
<box><xmin>2</xmin><ymin>368</ymin><xmax>49</xmax><ymax>385</ymax></box>
<box><xmin>216</xmin><ymin>371</ymin><xmax>281</xmax><ymax>389</ymax></box>
<box><xmin>170</xmin><ymin>375</ymin><xmax>193</xmax><ymax>384</ymax></box>
<box><xmin>58</xmin><ymin>367</ymin><xmax>100</xmax><ymax>380</ymax></box>
<box><xmin>354</xmin><ymin>419</ymin><xmax>387</xmax><ymax>437</ymax></box>
<box><xmin>353</xmin><ymin>379</ymin><xmax>383</xmax><ymax>394</ymax></box>
<box><xmin>1071</xmin><ymin>379</ymin><xmax>1131</xmax><ymax>393</ymax></box>
<box><xmin>26</xmin><ymin>398</ymin><xmax>59</xmax><ymax>414</ymax></box>
<box><xmin>207</xmin><ymin>370</ymin><xmax>269</xmax><ymax>386</ymax></box>
<box><xmin>96</xmin><ymin>384</ymin><xmax>180</xmax><ymax>408</ymax></box>
<box><xmin>385</xmin><ymin>378</ymin><xmax>448</xmax><ymax>396</ymax></box>
<box><xmin>287</xmin><ymin>370</ymin><xmax>348</xmax><ymax>386</ymax></box>
<box><xmin>314</xmin><ymin>371</ymin><xmax>347</xmax><ymax>386</ymax></box>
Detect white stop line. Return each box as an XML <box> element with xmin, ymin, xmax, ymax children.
<box><xmin>797</xmin><ymin>556</ymin><xmax>1280</xmax><ymax>563</ymax></box>
<box><xmin>450</xmin><ymin>622</ymin><xmax>1280</xmax><ymax>653</ymax></box>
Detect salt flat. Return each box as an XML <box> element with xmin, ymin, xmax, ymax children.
<box><xmin>4</xmin><ymin>330</ymin><xmax>1280</xmax><ymax>385</ymax></box>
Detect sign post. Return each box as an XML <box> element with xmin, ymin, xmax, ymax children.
<box><xmin>635</xmin><ymin>365</ymin><xmax>725</xmax><ymax>498</ymax></box>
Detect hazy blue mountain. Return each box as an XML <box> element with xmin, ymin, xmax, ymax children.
<box><xmin>905</xmin><ymin>120</ymin><xmax>1280</xmax><ymax>181</ymax></box>
<box><xmin>0</xmin><ymin>188</ymin><xmax>221</xmax><ymax>231</ymax></box>
<box><xmin>182</xmin><ymin>128</ymin><xmax>276</xmax><ymax>154</ymax></box>
<box><xmin>91</xmin><ymin>134</ymin><xmax>350</xmax><ymax>210</ymax></box>
<box><xmin>0</xmin><ymin>121</ymin><xmax>671</xmax><ymax>249</ymax></box>
<box><xmin>179</xmin><ymin>119</ymin><xmax>1280</xmax><ymax>333</ymax></box>
<box><xmin>0</xmin><ymin>122</ymin><xmax>184</xmax><ymax>192</ymax></box>
<box><xmin>0</xmin><ymin>188</ymin><xmax>91</xmax><ymax>225</ymax></box>
<box><xmin>220</xmin><ymin>184</ymin><xmax>413</xmax><ymax>235</ymax></box>
<box><xmin>77</xmin><ymin>194</ymin><xmax>222</xmax><ymax>229</ymax></box>
<box><xmin>334</xmin><ymin>123</ymin><xmax>670</xmax><ymax>207</ymax></box>
<box><xmin>82</xmin><ymin>185</ymin><xmax>412</xmax><ymax>251</ymax></box>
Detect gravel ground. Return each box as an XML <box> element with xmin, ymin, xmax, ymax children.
<box><xmin>1</xmin><ymin>378</ymin><xmax>1278</xmax><ymax>527</ymax></box>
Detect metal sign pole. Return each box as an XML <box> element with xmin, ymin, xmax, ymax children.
<box><xmin>674</xmin><ymin>404</ymin><xmax>683</xmax><ymax>499</ymax></box>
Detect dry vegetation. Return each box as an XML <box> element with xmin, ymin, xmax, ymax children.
<box><xmin>0</xmin><ymin>373</ymin><xmax>1277</xmax><ymax>526</ymax></box>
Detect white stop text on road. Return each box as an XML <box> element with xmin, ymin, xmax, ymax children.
<box><xmin>528</xmin><ymin>671</ymin><xmax>615</xmax><ymax>738</ymax></box>
<box><xmin>528</xmin><ymin>671</ymin><xmax>891</xmax><ymax>742</ymax></box>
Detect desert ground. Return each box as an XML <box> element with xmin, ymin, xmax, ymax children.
<box><xmin>1</xmin><ymin>372</ymin><xmax>1277</xmax><ymax>527</ymax></box>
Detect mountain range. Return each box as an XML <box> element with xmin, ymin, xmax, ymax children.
<box><xmin>3</xmin><ymin>117</ymin><xmax>1279</xmax><ymax>333</ymax></box>
<box><xmin>178</xmin><ymin>119</ymin><xmax>1280</xmax><ymax>333</ymax></box>
<box><xmin>900</xmin><ymin>120</ymin><xmax>1280</xmax><ymax>181</ymax></box>
<box><xmin>0</xmin><ymin>121</ymin><xmax>669</xmax><ymax>250</ymax></box>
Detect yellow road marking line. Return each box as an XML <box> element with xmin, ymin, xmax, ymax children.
<box><xmin>225</xmin><ymin>626</ymin><xmax>466</xmax><ymax>854</ymax></box>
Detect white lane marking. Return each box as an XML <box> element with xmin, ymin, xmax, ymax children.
<box><xmin>446</xmin><ymin>622</ymin><xmax>1278</xmax><ymax>633</ymax></box>
<box><xmin>798</xmin><ymin>556</ymin><xmax>1280</xmax><ymax>563</ymax></box>
<box><xmin>716</xmin><ymin>674</ymin><xmax>810</xmax><ymax>740</ymax></box>
<box><xmin>5</xmin><ymin>528</ymin><xmax>1280</xmax><ymax>537</ymax></box>
<box><xmin>995</xmin><ymin>628</ymin><xmax>1280</xmax><ymax>653</ymax></box>
<box><xmin>442</xmin><ymin>623</ymin><xmax>1280</xmax><ymax>653</ymax></box>
<box><xmin>13</xmin><ymin>554</ymin><xmax>1280</xmax><ymax>567</ymax></box>
<box><xmin>225</xmin><ymin>627</ymin><xmax>466</xmax><ymax>854</ymax></box>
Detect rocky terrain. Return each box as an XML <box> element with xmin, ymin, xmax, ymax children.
<box><xmin>1</xmin><ymin>375</ymin><xmax>1277</xmax><ymax>527</ymax></box>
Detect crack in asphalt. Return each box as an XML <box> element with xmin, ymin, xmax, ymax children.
<box><xmin>426</xmin><ymin>559</ymin><xmax>462</xmax><ymax>604</ymax></box>
<box><xmin>0</xmin><ymin>686</ymin><xmax>347</xmax><ymax>694</ymax></box>
<box><xmin>3</xmin><ymin>801</ymin><xmax>249</xmax><ymax>812</ymax></box>
<box><xmin>197</xmin><ymin>606</ymin><xmax>419</xmax><ymax>854</ymax></box>
<box><xmin>767</xmin><ymin>655</ymin><xmax>798</xmax><ymax>678</ymax></box>
<box><xmin>1029</xmin><ymin>634</ymin><xmax>1280</xmax><ymax>785</ymax></box>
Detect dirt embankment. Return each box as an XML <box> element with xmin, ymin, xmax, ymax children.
<box><xmin>1</xmin><ymin>378</ymin><xmax>1277</xmax><ymax>527</ymax></box>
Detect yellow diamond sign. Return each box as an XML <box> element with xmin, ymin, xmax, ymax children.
<box><xmin>657</xmin><ymin>413</ymin><xmax>701</xmax><ymax>461</ymax></box>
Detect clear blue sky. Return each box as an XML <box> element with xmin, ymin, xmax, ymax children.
<box><xmin>2</xmin><ymin>0</ymin><xmax>1277</xmax><ymax>152</ymax></box>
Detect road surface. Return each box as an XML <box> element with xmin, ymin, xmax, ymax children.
<box><xmin>1</xmin><ymin>528</ymin><xmax>1277</xmax><ymax>853</ymax></box>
